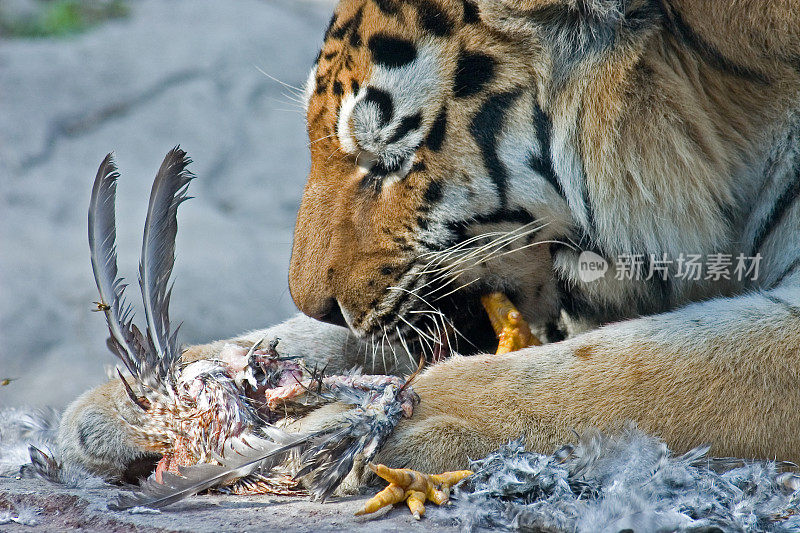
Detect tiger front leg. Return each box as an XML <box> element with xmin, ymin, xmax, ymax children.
<box><xmin>334</xmin><ymin>288</ymin><xmax>800</xmax><ymax>517</ymax></box>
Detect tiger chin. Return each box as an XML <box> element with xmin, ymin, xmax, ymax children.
<box><xmin>60</xmin><ymin>0</ymin><xmax>800</xmax><ymax>485</ymax></box>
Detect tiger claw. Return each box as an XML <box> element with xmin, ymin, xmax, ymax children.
<box><xmin>355</xmin><ymin>463</ymin><xmax>473</xmax><ymax>520</ymax></box>
<box><xmin>481</xmin><ymin>292</ymin><xmax>541</xmax><ymax>354</ymax></box>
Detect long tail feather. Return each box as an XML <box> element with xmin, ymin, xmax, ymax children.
<box><xmin>88</xmin><ymin>154</ymin><xmax>145</xmax><ymax>377</ymax></box>
<box><xmin>110</xmin><ymin>431</ymin><xmax>320</xmax><ymax>510</ymax></box>
<box><xmin>138</xmin><ymin>147</ymin><xmax>194</xmax><ymax>378</ymax></box>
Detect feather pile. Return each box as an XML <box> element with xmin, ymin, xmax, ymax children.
<box><xmin>446</xmin><ymin>427</ymin><xmax>800</xmax><ymax>532</ymax></box>
<box><xmin>80</xmin><ymin>148</ymin><xmax>418</xmax><ymax>510</ymax></box>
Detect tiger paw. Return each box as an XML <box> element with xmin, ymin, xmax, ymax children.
<box><xmin>355</xmin><ymin>463</ymin><xmax>472</xmax><ymax>520</ymax></box>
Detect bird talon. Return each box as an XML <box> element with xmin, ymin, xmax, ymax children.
<box><xmin>355</xmin><ymin>463</ymin><xmax>472</xmax><ymax>519</ymax></box>
<box><xmin>480</xmin><ymin>292</ymin><xmax>541</xmax><ymax>354</ymax></box>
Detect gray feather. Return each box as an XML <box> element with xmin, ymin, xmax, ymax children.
<box><xmin>88</xmin><ymin>154</ymin><xmax>146</xmax><ymax>378</ymax></box>
<box><xmin>110</xmin><ymin>430</ymin><xmax>318</xmax><ymax>510</ymax></box>
<box><xmin>138</xmin><ymin>146</ymin><xmax>193</xmax><ymax>379</ymax></box>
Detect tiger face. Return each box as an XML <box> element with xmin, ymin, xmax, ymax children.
<box><xmin>288</xmin><ymin>0</ymin><xmax>787</xmax><ymax>354</ymax></box>
<box><xmin>289</xmin><ymin>0</ymin><xmax>576</xmax><ymax>353</ymax></box>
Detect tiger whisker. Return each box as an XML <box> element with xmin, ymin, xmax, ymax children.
<box><xmin>430</xmin><ymin>278</ymin><xmax>482</xmax><ymax>303</ymax></box>
<box><xmin>416</xmin><ymin>231</ymin><xmax>512</xmax><ymax>272</ymax></box>
<box><xmin>254</xmin><ymin>66</ymin><xmax>305</xmax><ymax>94</ymax></box>
<box><xmin>421</xmin><ymin>223</ymin><xmax>547</xmax><ymax>276</ymax></box>
<box><xmin>414</xmin><ymin>225</ymin><xmax>547</xmax><ymax>288</ymax></box>
<box><xmin>382</xmin><ymin>325</ymin><xmax>400</xmax><ymax>372</ymax></box>
<box><xmin>398</xmin><ymin>315</ymin><xmax>437</xmax><ymax>345</ymax></box>
<box><xmin>271</xmin><ymin>108</ymin><xmax>306</xmax><ymax>115</ymax></box>
<box><xmin>389</xmin><ymin>285</ymin><xmax>471</xmax><ymax>351</ymax></box>
<box><xmin>415</xmin><ymin>225</ymin><xmax>539</xmax><ymax>275</ymax></box>
<box><xmin>266</xmin><ymin>95</ymin><xmax>306</xmax><ymax>109</ymax></box>
<box><xmin>396</xmin><ymin>325</ymin><xmax>418</xmax><ymax>369</ymax></box>
<box><xmin>486</xmin><ymin>238</ymin><xmax>575</xmax><ymax>262</ymax></box>
<box><xmin>379</xmin><ymin>328</ymin><xmax>389</xmax><ymax>374</ymax></box>
<box><xmin>419</xmin><ymin>219</ymin><xmax>544</xmax><ymax>261</ymax></box>
<box><xmin>370</xmin><ymin>334</ymin><xmax>378</xmax><ymax>374</ymax></box>
<box><xmin>419</xmin><ymin>220</ymin><xmax>544</xmax><ymax>266</ymax></box>
<box><xmin>397</xmin><ymin>315</ymin><xmax>439</xmax><ymax>362</ymax></box>
<box><xmin>307</xmin><ymin>133</ymin><xmax>338</xmax><ymax>148</ymax></box>
<box><xmin>410</xmin><ymin>223</ymin><xmax>551</xmax><ymax>298</ymax></box>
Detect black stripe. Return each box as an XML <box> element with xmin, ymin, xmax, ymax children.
<box><xmin>410</xmin><ymin>160</ymin><xmax>427</xmax><ymax>174</ymax></box>
<box><xmin>763</xmin><ymin>292</ymin><xmax>800</xmax><ymax>319</ymax></box>
<box><xmin>362</xmin><ymin>87</ymin><xmax>395</xmax><ymax>125</ymax></box>
<box><xmin>545</xmin><ymin>321</ymin><xmax>566</xmax><ymax>343</ymax></box>
<box><xmin>424</xmin><ymin>107</ymin><xmax>448</xmax><ymax>151</ymax></box>
<box><xmin>556</xmin><ymin>272</ymin><xmax>652</xmax><ymax>324</ymax></box>
<box><xmin>462</xmin><ymin>0</ymin><xmax>479</xmax><ymax>24</ymax></box>
<box><xmin>528</xmin><ymin>102</ymin><xmax>566</xmax><ymax>201</ymax></box>
<box><xmin>373</xmin><ymin>0</ymin><xmax>400</xmax><ymax>15</ymax></box>
<box><xmin>375</xmin><ymin>266</ymin><xmax>425</xmax><ymax>328</ymax></box>
<box><xmin>323</xmin><ymin>13</ymin><xmax>338</xmax><ymax>40</ymax></box>
<box><xmin>574</xmin><ymin>101</ymin><xmax>597</xmax><ymax>236</ymax></box>
<box><xmin>470</xmin><ymin>209</ymin><xmax>537</xmax><ymax>226</ymax></box>
<box><xmin>642</xmin><ymin>254</ymin><xmax>672</xmax><ymax>305</ymax></box>
<box><xmin>330</xmin><ymin>8</ymin><xmax>362</xmax><ymax>40</ymax></box>
<box><xmin>422</xmin><ymin>180</ymin><xmax>443</xmax><ymax>205</ymax></box>
<box><xmin>368</xmin><ymin>34</ymin><xmax>417</xmax><ymax>68</ymax></box>
<box><xmin>412</xmin><ymin>0</ymin><xmax>455</xmax><ymax>37</ymax></box>
<box><xmin>469</xmin><ymin>91</ymin><xmax>521</xmax><ymax>209</ymax></box>
<box><xmin>315</xmin><ymin>74</ymin><xmax>328</xmax><ymax>95</ymax></box>
<box><xmin>751</xmin><ymin>165</ymin><xmax>800</xmax><ymax>254</ymax></box>
<box><xmin>387</xmin><ymin>112</ymin><xmax>423</xmax><ymax>144</ymax></box>
<box><xmin>443</xmin><ymin>209</ymin><xmax>538</xmax><ymax>248</ymax></box>
<box><xmin>370</xmin><ymin>158</ymin><xmax>404</xmax><ymax>177</ymax></box>
<box><xmin>454</xmin><ymin>51</ymin><xmax>496</xmax><ymax>98</ymax></box>
<box><xmin>771</xmin><ymin>256</ymin><xmax>800</xmax><ymax>288</ymax></box>
<box><xmin>359</xmin><ymin>173</ymin><xmax>383</xmax><ymax>194</ymax></box>
<box><xmin>581</xmin><ymin>187</ymin><xmax>596</xmax><ymax>234</ymax></box>
<box><xmin>658</xmin><ymin>1</ymin><xmax>770</xmax><ymax>85</ymax></box>
<box><xmin>556</xmin><ymin>275</ymin><xmax>607</xmax><ymax>322</ymax></box>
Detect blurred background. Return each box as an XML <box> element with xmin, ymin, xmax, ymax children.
<box><xmin>0</xmin><ymin>0</ymin><xmax>336</xmax><ymax>407</ymax></box>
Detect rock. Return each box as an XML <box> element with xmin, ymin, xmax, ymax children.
<box><xmin>0</xmin><ymin>0</ymin><xmax>333</xmax><ymax>407</ymax></box>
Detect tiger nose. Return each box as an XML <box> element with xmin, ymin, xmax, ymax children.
<box><xmin>304</xmin><ymin>297</ymin><xmax>350</xmax><ymax>329</ymax></box>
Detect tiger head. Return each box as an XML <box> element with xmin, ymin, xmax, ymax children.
<box><xmin>288</xmin><ymin>0</ymin><xmax>788</xmax><ymax>354</ymax></box>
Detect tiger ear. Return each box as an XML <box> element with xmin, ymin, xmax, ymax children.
<box><xmin>476</xmin><ymin>0</ymin><xmax>660</xmax><ymax>88</ymax></box>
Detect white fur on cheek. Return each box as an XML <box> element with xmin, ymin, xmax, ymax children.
<box><xmin>337</xmin><ymin>91</ymin><xmax>362</xmax><ymax>154</ymax></box>
<box><xmin>302</xmin><ymin>66</ymin><xmax>316</xmax><ymax>113</ymax></box>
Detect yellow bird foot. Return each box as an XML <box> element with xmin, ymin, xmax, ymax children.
<box><xmin>481</xmin><ymin>292</ymin><xmax>541</xmax><ymax>354</ymax></box>
<box><xmin>355</xmin><ymin>463</ymin><xmax>473</xmax><ymax>520</ymax></box>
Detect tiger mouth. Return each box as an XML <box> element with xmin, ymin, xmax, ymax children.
<box><xmin>375</xmin><ymin>284</ymin><xmax>499</xmax><ymax>362</ymax></box>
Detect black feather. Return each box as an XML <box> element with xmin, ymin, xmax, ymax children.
<box><xmin>88</xmin><ymin>154</ymin><xmax>147</xmax><ymax>378</ymax></box>
<box><xmin>26</xmin><ymin>445</ymin><xmax>62</xmax><ymax>483</ymax></box>
<box><xmin>138</xmin><ymin>147</ymin><xmax>194</xmax><ymax>379</ymax></box>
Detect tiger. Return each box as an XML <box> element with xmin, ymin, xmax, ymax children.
<box><xmin>59</xmin><ymin>0</ymin><xmax>800</xmax><ymax>487</ymax></box>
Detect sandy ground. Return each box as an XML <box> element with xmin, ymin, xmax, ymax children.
<box><xmin>0</xmin><ymin>477</ymin><xmax>460</xmax><ymax>532</ymax></box>
<box><xmin>0</xmin><ymin>0</ymin><xmax>338</xmax><ymax>409</ymax></box>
